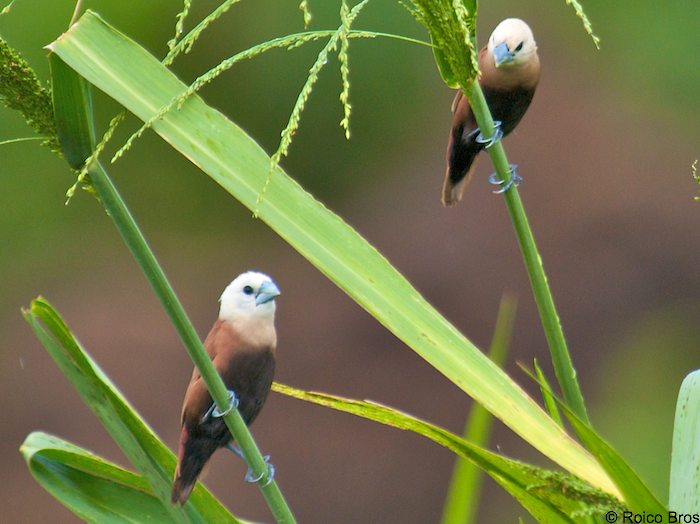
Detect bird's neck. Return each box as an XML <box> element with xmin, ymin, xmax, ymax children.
<box><xmin>226</xmin><ymin>314</ymin><xmax>277</xmax><ymax>349</ymax></box>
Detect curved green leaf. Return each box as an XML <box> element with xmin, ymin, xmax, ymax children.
<box><xmin>21</xmin><ymin>432</ymin><xmax>173</xmax><ymax>523</ymax></box>
<box><xmin>47</xmin><ymin>11</ymin><xmax>616</xmax><ymax>496</ymax></box>
<box><xmin>23</xmin><ymin>298</ymin><xmax>238</xmax><ymax>523</ymax></box>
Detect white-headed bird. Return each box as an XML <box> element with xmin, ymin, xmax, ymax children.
<box><xmin>443</xmin><ymin>18</ymin><xmax>540</xmax><ymax>206</ymax></box>
<box><xmin>171</xmin><ymin>271</ymin><xmax>280</xmax><ymax>505</ymax></box>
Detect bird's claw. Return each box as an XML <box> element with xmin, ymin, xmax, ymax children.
<box><xmin>226</xmin><ymin>445</ymin><xmax>276</xmax><ymax>486</ymax></box>
<box><xmin>488</xmin><ymin>164</ymin><xmax>522</xmax><ymax>194</ymax></box>
<box><xmin>473</xmin><ymin>120</ymin><xmax>504</xmax><ymax>149</ymax></box>
<box><xmin>245</xmin><ymin>455</ymin><xmax>276</xmax><ymax>487</ymax></box>
<box><xmin>201</xmin><ymin>389</ymin><xmax>239</xmax><ymax>423</ymax></box>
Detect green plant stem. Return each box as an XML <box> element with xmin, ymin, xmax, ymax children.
<box><xmin>464</xmin><ymin>81</ymin><xmax>589</xmax><ymax>423</ymax></box>
<box><xmin>87</xmin><ymin>161</ymin><xmax>296</xmax><ymax>523</ymax></box>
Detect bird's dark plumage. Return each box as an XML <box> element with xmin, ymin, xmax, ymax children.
<box><xmin>443</xmin><ymin>19</ymin><xmax>540</xmax><ymax>206</ymax></box>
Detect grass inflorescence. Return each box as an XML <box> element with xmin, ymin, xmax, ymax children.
<box><xmin>1</xmin><ymin>1</ymin><xmax>16</xmax><ymax>16</ymax></box>
<box><xmin>564</xmin><ymin>0</ymin><xmax>600</xmax><ymax>49</ymax></box>
<box><xmin>299</xmin><ymin>0</ymin><xmax>312</xmax><ymax>28</ymax></box>
<box><xmin>112</xmin><ymin>28</ymin><xmax>391</xmax><ymax>165</ymax></box>
<box><xmin>269</xmin><ymin>0</ymin><xmax>370</xmax><ymax>167</ymax></box>
<box><xmin>167</xmin><ymin>0</ymin><xmax>192</xmax><ymax>52</ymax></box>
<box><xmin>0</xmin><ymin>37</ymin><xmax>60</xmax><ymax>153</ymax></box>
<box><xmin>164</xmin><ymin>0</ymin><xmax>244</xmax><ymax>65</ymax></box>
<box><xmin>66</xmin><ymin>111</ymin><xmax>126</xmax><ymax>203</ymax></box>
<box><xmin>338</xmin><ymin>0</ymin><xmax>353</xmax><ymax>139</ymax></box>
<box><xmin>402</xmin><ymin>0</ymin><xmax>478</xmax><ymax>88</ymax></box>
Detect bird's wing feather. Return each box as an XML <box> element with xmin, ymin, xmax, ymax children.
<box><xmin>442</xmin><ymin>92</ymin><xmax>482</xmax><ymax>206</ymax></box>
<box><xmin>451</xmin><ymin>90</ymin><xmax>463</xmax><ymax>113</ymax></box>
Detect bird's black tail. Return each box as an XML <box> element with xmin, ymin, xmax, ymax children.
<box><xmin>443</xmin><ymin>125</ymin><xmax>483</xmax><ymax>206</ymax></box>
<box><xmin>443</xmin><ymin>146</ymin><xmax>481</xmax><ymax>206</ymax></box>
<box><xmin>171</xmin><ymin>427</ymin><xmax>219</xmax><ymax>505</ymax></box>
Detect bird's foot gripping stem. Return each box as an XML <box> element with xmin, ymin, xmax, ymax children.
<box><xmin>245</xmin><ymin>455</ymin><xmax>276</xmax><ymax>486</ymax></box>
<box><xmin>201</xmin><ymin>389</ymin><xmax>239</xmax><ymax>423</ymax></box>
<box><xmin>488</xmin><ymin>164</ymin><xmax>522</xmax><ymax>194</ymax></box>
<box><xmin>473</xmin><ymin>120</ymin><xmax>504</xmax><ymax>149</ymax></box>
<box><xmin>225</xmin><ymin>444</ymin><xmax>276</xmax><ymax>487</ymax></box>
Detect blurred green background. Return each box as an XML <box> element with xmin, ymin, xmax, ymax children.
<box><xmin>2</xmin><ymin>1</ymin><xmax>699</xmax><ymax>522</ymax></box>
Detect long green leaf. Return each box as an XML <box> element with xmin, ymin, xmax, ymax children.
<box><xmin>273</xmin><ymin>383</ymin><xmax>625</xmax><ymax>523</ymax></box>
<box><xmin>21</xmin><ymin>432</ymin><xmax>174</xmax><ymax>523</ymax></box>
<box><xmin>669</xmin><ymin>369</ymin><xmax>700</xmax><ymax>511</ymax></box>
<box><xmin>23</xmin><ymin>298</ymin><xmax>238</xmax><ymax>523</ymax></box>
<box><xmin>48</xmin><ymin>11</ymin><xmax>616</xmax><ymax>496</ymax></box>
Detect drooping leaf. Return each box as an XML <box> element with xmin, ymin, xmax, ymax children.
<box><xmin>273</xmin><ymin>383</ymin><xmax>625</xmax><ymax>523</ymax></box>
<box><xmin>21</xmin><ymin>432</ymin><xmax>174</xmax><ymax>523</ymax></box>
<box><xmin>23</xmin><ymin>298</ymin><xmax>238</xmax><ymax>523</ymax></box>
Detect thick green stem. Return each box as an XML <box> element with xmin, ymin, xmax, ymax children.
<box><xmin>464</xmin><ymin>82</ymin><xmax>589</xmax><ymax>423</ymax></box>
<box><xmin>87</xmin><ymin>162</ymin><xmax>296</xmax><ymax>523</ymax></box>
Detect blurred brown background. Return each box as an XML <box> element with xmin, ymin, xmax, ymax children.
<box><xmin>2</xmin><ymin>0</ymin><xmax>699</xmax><ymax>522</ymax></box>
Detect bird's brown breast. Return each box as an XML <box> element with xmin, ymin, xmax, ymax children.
<box><xmin>181</xmin><ymin>319</ymin><xmax>276</xmax><ymax>432</ymax></box>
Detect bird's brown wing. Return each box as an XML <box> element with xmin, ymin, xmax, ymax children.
<box><xmin>441</xmin><ymin>47</ymin><xmax>491</xmax><ymax>206</ymax></box>
<box><xmin>442</xmin><ymin>90</ymin><xmax>482</xmax><ymax>206</ymax></box>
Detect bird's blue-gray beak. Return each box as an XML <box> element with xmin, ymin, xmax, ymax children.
<box><xmin>493</xmin><ymin>42</ymin><xmax>515</xmax><ymax>67</ymax></box>
<box><xmin>255</xmin><ymin>280</ymin><xmax>281</xmax><ymax>306</ymax></box>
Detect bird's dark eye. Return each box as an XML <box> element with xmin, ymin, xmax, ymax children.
<box><xmin>243</xmin><ymin>285</ymin><xmax>254</xmax><ymax>295</ymax></box>
<box><xmin>514</xmin><ymin>42</ymin><xmax>524</xmax><ymax>52</ymax></box>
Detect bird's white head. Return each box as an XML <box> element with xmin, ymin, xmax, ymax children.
<box><xmin>219</xmin><ymin>271</ymin><xmax>280</xmax><ymax>323</ymax></box>
<box><xmin>487</xmin><ymin>18</ymin><xmax>537</xmax><ymax>68</ymax></box>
